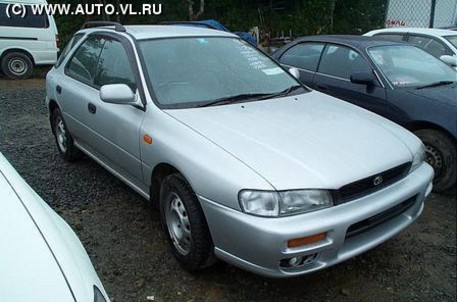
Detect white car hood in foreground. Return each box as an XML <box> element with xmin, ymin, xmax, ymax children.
<box><xmin>0</xmin><ymin>153</ymin><xmax>108</xmax><ymax>302</ymax></box>
<box><xmin>166</xmin><ymin>91</ymin><xmax>420</xmax><ymax>190</ymax></box>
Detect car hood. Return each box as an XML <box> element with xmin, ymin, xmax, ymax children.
<box><xmin>0</xmin><ymin>165</ymin><xmax>74</xmax><ymax>301</ymax></box>
<box><xmin>165</xmin><ymin>91</ymin><xmax>417</xmax><ymax>190</ymax></box>
<box><xmin>405</xmin><ymin>84</ymin><xmax>457</xmax><ymax>108</ymax></box>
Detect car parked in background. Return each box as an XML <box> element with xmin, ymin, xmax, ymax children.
<box><xmin>45</xmin><ymin>23</ymin><xmax>434</xmax><ymax>277</ymax></box>
<box><xmin>273</xmin><ymin>35</ymin><xmax>456</xmax><ymax>192</ymax></box>
<box><xmin>0</xmin><ymin>0</ymin><xmax>59</xmax><ymax>79</ymax></box>
<box><xmin>364</xmin><ymin>28</ymin><xmax>457</xmax><ymax>68</ymax></box>
<box><xmin>0</xmin><ymin>152</ymin><xmax>109</xmax><ymax>301</ymax></box>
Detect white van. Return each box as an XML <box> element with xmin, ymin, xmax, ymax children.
<box><xmin>0</xmin><ymin>0</ymin><xmax>58</xmax><ymax>79</ymax></box>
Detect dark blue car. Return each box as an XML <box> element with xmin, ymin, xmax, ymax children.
<box><xmin>273</xmin><ymin>35</ymin><xmax>457</xmax><ymax>192</ymax></box>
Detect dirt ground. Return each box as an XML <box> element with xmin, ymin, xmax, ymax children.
<box><xmin>0</xmin><ymin>78</ymin><xmax>456</xmax><ymax>302</ymax></box>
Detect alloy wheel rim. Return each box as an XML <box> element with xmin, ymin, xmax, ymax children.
<box><xmin>166</xmin><ymin>193</ymin><xmax>192</xmax><ymax>255</ymax></box>
<box><xmin>55</xmin><ymin>118</ymin><xmax>67</xmax><ymax>153</ymax></box>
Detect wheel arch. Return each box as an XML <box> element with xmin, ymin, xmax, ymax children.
<box><xmin>404</xmin><ymin>121</ymin><xmax>457</xmax><ymax>145</ymax></box>
<box><xmin>0</xmin><ymin>48</ymin><xmax>36</xmax><ymax>65</ymax></box>
<box><xmin>48</xmin><ymin>99</ymin><xmax>60</xmax><ymax>135</ymax></box>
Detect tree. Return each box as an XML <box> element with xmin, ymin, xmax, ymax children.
<box><xmin>186</xmin><ymin>0</ymin><xmax>205</xmax><ymax>20</ymax></box>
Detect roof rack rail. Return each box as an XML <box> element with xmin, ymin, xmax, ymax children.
<box><xmin>160</xmin><ymin>21</ymin><xmax>217</xmax><ymax>30</ymax></box>
<box><xmin>81</xmin><ymin>21</ymin><xmax>126</xmax><ymax>32</ymax></box>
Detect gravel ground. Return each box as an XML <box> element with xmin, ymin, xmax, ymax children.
<box><xmin>0</xmin><ymin>78</ymin><xmax>456</xmax><ymax>302</ymax></box>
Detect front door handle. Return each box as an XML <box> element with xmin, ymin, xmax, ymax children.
<box><xmin>88</xmin><ymin>102</ymin><xmax>97</xmax><ymax>114</ymax></box>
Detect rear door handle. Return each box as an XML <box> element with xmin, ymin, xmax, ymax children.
<box><xmin>56</xmin><ymin>85</ymin><xmax>62</xmax><ymax>94</ymax></box>
<box><xmin>88</xmin><ymin>102</ymin><xmax>97</xmax><ymax>114</ymax></box>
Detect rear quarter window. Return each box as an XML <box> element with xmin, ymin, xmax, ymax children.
<box><xmin>0</xmin><ymin>3</ymin><xmax>49</xmax><ymax>28</ymax></box>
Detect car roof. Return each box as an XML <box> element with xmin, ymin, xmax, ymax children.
<box><xmin>367</xmin><ymin>27</ymin><xmax>457</xmax><ymax>37</ymax></box>
<box><xmin>79</xmin><ymin>25</ymin><xmax>236</xmax><ymax>40</ymax></box>
<box><xmin>293</xmin><ymin>35</ymin><xmax>405</xmax><ymax>49</ymax></box>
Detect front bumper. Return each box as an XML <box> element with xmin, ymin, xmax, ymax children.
<box><xmin>199</xmin><ymin>163</ymin><xmax>434</xmax><ymax>278</ymax></box>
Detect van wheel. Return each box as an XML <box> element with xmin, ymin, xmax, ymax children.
<box><xmin>415</xmin><ymin>129</ymin><xmax>456</xmax><ymax>192</ymax></box>
<box><xmin>1</xmin><ymin>52</ymin><xmax>33</xmax><ymax>80</ymax></box>
<box><xmin>160</xmin><ymin>174</ymin><xmax>216</xmax><ymax>271</ymax></box>
<box><xmin>52</xmin><ymin>108</ymin><xmax>82</xmax><ymax>162</ymax></box>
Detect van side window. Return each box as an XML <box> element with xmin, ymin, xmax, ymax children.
<box><xmin>56</xmin><ymin>34</ymin><xmax>85</xmax><ymax>68</ymax></box>
<box><xmin>66</xmin><ymin>37</ymin><xmax>105</xmax><ymax>86</ymax></box>
<box><xmin>94</xmin><ymin>39</ymin><xmax>137</xmax><ymax>91</ymax></box>
<box><xmin>0</xmin><ymin>4</ymin><xmax>49</xmax><ymax>28</ymax></box>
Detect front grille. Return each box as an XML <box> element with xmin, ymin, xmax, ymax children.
<box><xmin>335</xmin><ymin>162</ymin><xmax>411</xmax><ymax>204</ymax></box>
<box><xmin>345</xmin><ymin>195</ymin><xmax>417</xmax><ymax>239</ymax></box>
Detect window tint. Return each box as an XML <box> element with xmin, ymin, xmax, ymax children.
<box><xmin>408</xmin><ymin>35</ymin><xmax>450</xmax><ymax>57</ymax></box>
<box><xmin>279</xmin><ymin>43</ymin><xmax>324</xmax><ymax>71</ymax></box>
<box><xmin>318</xmin><ymin>45</ymin><xmax>371</xmax><ymax>79</ymax></box>
<box><xmin>0</xmin><ymin>4</ymin><xmax>49</xmax><ymax>28</ymax></box>
<box><xmin>94</xmin><ymin>39</ymin><xmax>136</xmax><ymax>91</ymax></box>
<box><xmin>372</xmin><ymin>34</ymin><xmax>405</xmax><ymax>42</ymax></box>
<box><xmin>66</xmin><ymin>37</ymin><xmax>105</xmax><ymax>85</ymax></box>
<box><xmin>56</xmin><ymin>34</ymin><xmax>84</xmax><ymax>68</ymax></box>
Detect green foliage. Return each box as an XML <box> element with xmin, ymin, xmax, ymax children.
<box><xmin>50</xmin><ymin>0</ymin><xmax>387</xmax><ymax>46</ymax></box>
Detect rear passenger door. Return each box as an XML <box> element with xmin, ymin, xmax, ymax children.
<box><xmin>312</xmin><ymin>44</ymin><xmax>387</xmax><ymax>116</ymax></box>
<box><xmin>277</xmin><ymin>42</ymin><xmax>325</xmax><ymax>85</ymax></box>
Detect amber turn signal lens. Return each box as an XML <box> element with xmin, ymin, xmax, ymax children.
<box><xmin>143</xmin><ymin>135</ymin><xmax>153</xmax><ymax>145</ymax></box>
<box><xmin>287</xmin><ymin>232</ymin><xmax>327</xmax><ymax>248</ymax></box>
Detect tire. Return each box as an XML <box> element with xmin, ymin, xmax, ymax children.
<box><xmin>1</xmin><ymin>52</ymin><xmax>33</xmax><ymax>80</ymax></box>
<box><xmin>52</xmin><ymin>108</ymin><xmax>82</xmax><ymax>162</ymax></box>
<box><xmin>160</xmin><ymin>174</ymin><xmax>215</xmax><ymax>271</ymax></box>
<box><xmin>415</xmin><ymin>129</ymin><xmax>456</xmax><ymax>192</ymax></box>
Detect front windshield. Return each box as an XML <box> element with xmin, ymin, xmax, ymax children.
<box><xmin>139</xmin><ymin>37</ymin><xmax>303</xmax><ymax>108</ymax></box>
<box><xmin>368</xmin><ymin>45</ymin><xmax>457</xmax><ymax>88</ymax></box>
<box><xmin>444</xmin><ymin>35</ymin><xmax>457</xmax><ymax>48</ymax></box>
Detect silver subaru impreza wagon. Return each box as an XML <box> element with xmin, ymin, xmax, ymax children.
<box><xmin>46</xmin><ymin>22</ymin><xmax>434</xmax><ymax>277</ymax></box>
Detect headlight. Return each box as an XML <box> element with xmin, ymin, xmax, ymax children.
<box><xmin>94</xmin><ymin>286</ymin><xmax>107</xmax><ymax>302</ymax></box>
<box><xmin>411</xmin><ymin>144</ymin><xmax>426</xmax><ymax>172</ymax></box>
<box><xmin>239</xmin><ymin>189</ymin><xmax>333</xmax><ymax>217</ymax></box>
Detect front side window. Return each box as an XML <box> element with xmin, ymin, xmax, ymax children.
<box><xmin>279</xmin><ymin>43</ymin><xmax>324</xmax><ymax>71</ymax></box>
<box><xmin>94</xmin><ymin>39</ymin><xmax>136</xmax><ymax>91</ymax></box>
<box><xmin>408</xmin><ymin>35</ymin><xmax>450</xmax><ymax>57</ymax></box>
<box><xmin>66</xmin><ymin>37</ymin><xmax>105</xmax><ymax>86</ymax></box>
<box><xmin>444</xmin><ymin>35</ymin><xmax>457</xmax><ymax>48</ymax></box>
<box><xmin>368</xmin><ymin>45</ymin><xmax>456</xmax><ymax>88</ymax></box>
<box><xmin>139</xmin><ymin>37</ymin><xmax>303</xmax><ymax>108</ymax></box>
<box><xmin>0</xmin><ymin>4</ymin><xmax>48</xmax><ymax>28</ymax></box>
<box><xmin>318</xmin><ymin>45</ymin><xmax>371</xmax><ymax>79</ymax></box>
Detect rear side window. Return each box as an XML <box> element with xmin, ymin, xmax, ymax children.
<box><xmin>94</xmin><ymin>39</ymin><xmax>136</xmax><ymax>91</ymax></box>
<box><xmin>0</xmin><ymin>3</ymin><xmax>49</xmax><ymax>28</ymax></box>
<box><xmin>56</xmin><ymin>34</ymin><xmax>85</xmax><ymax>68</ymax></box>
<box><xmin>372</xmin><ymin>34</ymin><xmax>405</xmax><ymax>42</ymax></box>
<box><xmin>318</xmin><ymin>45</ymin><xmax>371</xmax><ymax>79</ymax></box>
<box><xmin>66</xmin><ymin>37</ymin><xmax>105</xmax><ymax>86</ymax></box>
<box><xmin>279</xmin><ymin>43</ymin><xmax>324</xmax><ymax>71</ymax></box>
<box><xmin>408</xmin><ymin>35</ymin><xmax>451</xmax><ymax>57</ymax></box>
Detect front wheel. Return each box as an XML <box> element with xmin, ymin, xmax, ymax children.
<box><xmin>1</xmin><ymin>52</ymin><xmax>33</xmax><ymax>80</ymax></box>
<box><xmin>160</xmin><ymin>174</ymin><xmax>215</xmax><ymax>271</ymax></box>
<box><xmin>415</xmin><ymin>129</ymin><xmax>456</xmax><ymax>192</ymax></box>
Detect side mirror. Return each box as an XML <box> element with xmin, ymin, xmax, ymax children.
<box><xmin>439</xmin><ymin>55</ymin><xmax>457</xmax><ymax>67</ymax></box>
<box><xmin>100</xmin><ymin>84</ymin><xmax>136</xmax><ymax>104</ymax></box>
<box><xmin>350</xmin><ymin>72</ymin><xmax>375</xmax><ymax>86</ymax></box>
<box><xmin>289</xmin><ymin>67</ymin><xmax>301</xmax><ymax>80</ymax></box>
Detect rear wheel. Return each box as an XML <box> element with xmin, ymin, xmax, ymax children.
<box><xmin>415</xmin><ymin>129</ymin><xmax>456</xmax><ymax>192</ymax></box>
<box><xmin>1</xmin><ymin>52</ymin><xmax>33</xmax><ymax>80</ymax></box>
<box><xmin>52</xmin><ymin>108</ymin><xmax>82</xmax><ymax>162</ymax></box>
<box><xmin>160</xmin><ymin>174</ymin><xmax>215</xmax><ymax>271</ymax></box>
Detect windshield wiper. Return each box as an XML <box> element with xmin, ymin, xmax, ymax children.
<box><xmin>416</xmin><ymin>81</ymin><xmax>455</xmax><ymax>90</ymax></box>
<box><xmin>259</xmin><ymin>85</ymin><xmax>304</xmax><ymax>100</ymax></box>
<box><xmin>198</xmin><ymin>93</ymin><xmax>278</xmax><ymax>107</ymax></box>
